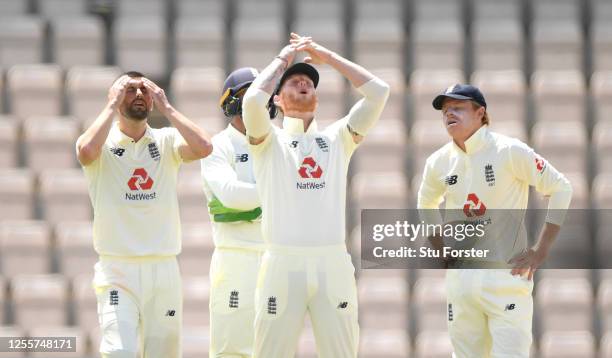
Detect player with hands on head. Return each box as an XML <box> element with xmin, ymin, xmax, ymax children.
<box><xmin>76</xmin><ymin>71</ymin><xmax>212</xmax><ymax>358</ymax></box>
<box><xmin>200</xmin><ymin>67</ymin><xmax>264</xmax><ymax>357</ymax></box>
<box><xmin>417</xmin><ymin>84</ymin><xmax>573</xmax><ymax>358</ymax></box>
<box><xmin>242</xmin><ymin>33</ymin><xmax>390</xmax><ymax>358</ymax></box>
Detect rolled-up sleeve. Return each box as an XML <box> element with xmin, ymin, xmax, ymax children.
<box><xmin>346</xmin><ymin>77</ymin><xmax>391</xmax><ymax>137</ymax></box>
<box><xmin>243</xmin><ymin>88</ymin><xmax>273</xmax><ymax>140</ymax></box>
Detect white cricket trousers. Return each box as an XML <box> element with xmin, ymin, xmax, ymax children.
<box><xmin>253</xmin><ymin>244</ymin><xmax>359</xmax><ymax>358</ymax></box>
<box><xmin>93</xmin><ymin>255</ymin><xmax>182</xmax><ymax>358</ymax></box>
<box><xmin>447</xmin><ymin>269</ymin><xmax>533</xmax><ymax>358</ymax></box>
<box><xmin>209</xmin><ymin>248</ymin><xmax>263</xmax><ymax>357</ymax></box>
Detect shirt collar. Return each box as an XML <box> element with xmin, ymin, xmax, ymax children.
<box><xmin>226</xmin><ymin>122</ymin><xmax>247</xmax><ymax>142</ymax></box>
<box><xmin>109</xmin><ymin>121</ymin><xmax>155</xmax><ymax>144</ymax></box>
<box><xmin>282</xmin><ymin>116</ymin><xmax>318</xmax><ymax>135</ymax></box>
<box><xmin>452</xmin><ymin>125</ymin><xmax>490</xmax><ymax>155</ymax></box>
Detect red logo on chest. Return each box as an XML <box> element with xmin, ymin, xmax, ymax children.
<box><xmin>298</xmin><ymin>157</ymin><xmax>323</xmax><ymax>179</ymax></box>
<box><xmin>127</xmin><ymin>168</ymin><xmax>154</xmax><ymax>190</ymax></box>
<box><xmin>463</xmin><ymin>193</ymin><xmax>486</xmax><ymax>217</ymax></box>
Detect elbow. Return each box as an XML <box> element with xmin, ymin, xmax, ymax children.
<box><xmin>76</xmin><ymin>141</ymin><xmax>99</xmax><ymax>165</ymax></box>
<box><xmin>194</xmin><ymin>140</ymin><xmax>214</xmax><ymax>159</ymax></box>
<box><xmin>366</xmin><ymin>77</ymin><xmax>391</xmax><ymax>102</ymax></box>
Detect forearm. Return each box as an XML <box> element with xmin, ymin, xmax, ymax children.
<box><xmin>212</xmin><ymin>180</ymin><xmax>260</xmax><ymax>211</ymax></box>
<box><xmin>251</xmin><ymin>57</ymin><xmax>287</xmax><ymax>95</ymax></box>
<box><xmin>76</xmin><ymin>101</ymin><xmax>117</xmax><ymax>165</ymax></box>
<box><xmin>533</xmin><ymin>222</ymin><xmax>560</xmax><ymax>257</ymax></box>
<box><xmin>162</xmin><ymin>105</ymin><xmax>212</xmax><ymax>157</ymax></box>
<box><xmin>325</xmin><ymin>51</ymin><xmax>377</xmax><ymax>89</ymax></box>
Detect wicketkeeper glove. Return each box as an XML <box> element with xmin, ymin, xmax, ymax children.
<box><xmin>208</xmin><ymin>196</ymin><xmax>262</xmax><ymax>223</ymax></box>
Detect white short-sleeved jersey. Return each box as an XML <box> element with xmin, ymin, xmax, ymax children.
<box><xmin>81</xmin><ymin>122</ymin><xmax>185</xmax><ymax>257</ymax></box>
<box><xmin>418</xmin><ymin>125</ymin><xmax>573</xmax><ymax>263</ymax></box>
<box><xmin>250</xmin><ymin>113</ymin><xmax>358</xmax><ymax>247</ymax></box>
<box><xmin>201</xmin><ymin>124</ymin><xmax>264</xmax><ymax>251</ymax></box>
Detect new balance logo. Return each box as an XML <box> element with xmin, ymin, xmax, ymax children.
<box><xmin>448</xmin><ymin>303</ymin><xmax>453</xmax><ymax>321</ymax></box>
<box><xmin>165</xmin><ymin>310</ymin><xmax>176</xmax><ymax>317</ymax></box>
<box><xmin>110</xmin><ymin>147</ymin><xmax>125</xmax><ymax>157</ymax></box>
<box><xmin>337</xmin><ymin>301</ymin><xmax>348</xmax><ymax>309</ymax></box>
<box><xmin>445</xmin><ymin>175</ymin><xmax>458</xmax><ymax>185</ymax></box>
<box><xmin>229</xmin><ymin>291</ymin><xmax>239</xmax><ymax>308</ymax></box>
<box><xmin>505</xmin><ymin>304</ymin><xmax>516</xmax><ymax>311</ymax></box>
<box><xmin>289</xmin><ymin>141</ymin><xmax>298</xmax><ymax>148</ymax></box>
<box><xmin>235</xmin><ymin>153</ymin><xmax>249</xmax><ymax>163</ymax></box>
<box><xmin>110</xmin><ymin>290</ymin><xmax>119</xmax><ymax>305</ymax></box>
<box><xmin>267</xmin><ymin>297</ymin><xmax>277</xmax><ymax>315</ymax></box>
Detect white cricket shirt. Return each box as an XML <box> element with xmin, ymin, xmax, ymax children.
<box><xmin>201</xmin><ymin>123</ymin><xmax>264</xmax><ymax>251</ymax></box>
<box><xmin>81</xmin><ymin>122</ymin><xmax>184</xmax><ymax>256</ymax></box>
<box><xmin>418</xmin><ymin>125</ymin><xmax>573</xmax><ymax>262</ymax></box>
<box><xmin>243</xmin><ymin>78</ymin><xmax>389</xmax><ymax>247</ymax></box>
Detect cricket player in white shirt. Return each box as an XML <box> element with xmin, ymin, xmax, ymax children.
<box><xmin>201</xmin><ymin>67</ymin><xmax>264</xmax><ymax>357</ymax></box>
<box><xmin>242</xmin><ymin>33</ymin><xmax>390</xmax><ymax>358</ymax></box>
<box><xmin>76</xmin><ymin>71</ymin><xmax>212</xmax><ymax>358</ymax></box>
<box><xmin>418</xmin><ymin>84</ymin><xmax>573</xmax><ymax>357</ymax></box>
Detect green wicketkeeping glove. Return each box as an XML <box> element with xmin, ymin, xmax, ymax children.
<box><xmin>208</xmin><ymin>196</ymin><xmax>262</xmax><ymax>223</ymax></box>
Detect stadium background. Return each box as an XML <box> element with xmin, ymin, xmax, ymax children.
<box><xmin>0</xmin><ymin>0</ymin><xmax>610</xmax><ymax>356</ymax></box>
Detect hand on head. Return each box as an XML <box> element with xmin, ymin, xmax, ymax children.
<box><xmin>141</xmin><ymin>77</ymin><xmax>170</xmax><ymax>111</ymax></box>
<box><xmin>108</xmin><ymin>75</ymin><xmax>131</xmax><ymax>105</ymax></box>
<box><xmin>289</xmin><ymin>32</ymin><xmax>332</xmax><ymax>65</ymax></box>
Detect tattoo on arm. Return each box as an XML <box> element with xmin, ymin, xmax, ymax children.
<box><xmin>253</xmin><ymin>60</ymin><xmax>286</xmax><ymax>94</ymax></box>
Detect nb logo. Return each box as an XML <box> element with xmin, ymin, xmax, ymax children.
<box><xmin>448</xmin><ymin>303</ymin><xmax>454</xmax><ymax>321</ymax></box>
<box><xmin>445</xmin><ymin>175</ymin><xmax>458</xmax><ymax>186</ymax></box>
<box><xmin>289</xmin><ymin>141</ymin><xmax>298</xmax><ymax>148</ymax></box>
<box><xmin>165</xmin><ymin>310</ymin><xmax>176</xmax><ymax>317</ymax></box>
<box><xmin>235</xmin><ymin>154</ymin><xmax>249</xmax><ymax>163</ymax></box>
<box><xmin>505</xmin><ymin>304</ymin><xmax>516</xmax><ymax>311</ymax></box>
<box><xmin>337</xmin><ymin>302</ymin><xmax>348</xmax><ymax>309</ymax></box>
<box><xmin>110</xmin><ymin>147</ymin><xmax>125</xmax><ymax>157</ymax></box>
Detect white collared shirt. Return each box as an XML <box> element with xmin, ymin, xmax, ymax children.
<box><xmin>81</xmin><ymin>122</ymin><xmax>185</xmax><ymax>256</ymax></box>
<box><xmin>249</xmin><ymin>108</ymin><xmax>358</xmax><ymax>247</ymax></box>
<box><xmin>418</xmin><ymin>125</ymin><xmax>573</xmax><ymax>262</ymax></box>
<box><xmin>200</xmin><ymin>123</ymin><xmax>264</xmax><ymax>251</ymax></box>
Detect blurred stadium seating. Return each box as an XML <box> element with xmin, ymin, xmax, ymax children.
<box><xmin>0</xmin><ymin>0</ymin><xmax>609</xmax><ymax>356</ymax></box>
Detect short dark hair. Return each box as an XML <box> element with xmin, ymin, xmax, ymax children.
<box><xmin>124</xmin><ymin>71</ymin><xmax>145</xmax><ymax>78</ymax></box>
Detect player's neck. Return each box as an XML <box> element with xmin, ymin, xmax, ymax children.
<box><xmin>230</xmin><ymin>117</ymin><xmax>247</xmax><ymax>135</ymax></box>
<box><xmin>118</xmin><ymin>117</ymin><xmax>148</xmax><ymax>142</ymax></box>
<box><xmin>452</xmin><ymin>126</ymin><xmax>482</xmax><ymax>153</ymax></box>
<box><xmin>284</xmin><ymin>111</ymin><xmax>315</xmax><ymax>131</ymax></box>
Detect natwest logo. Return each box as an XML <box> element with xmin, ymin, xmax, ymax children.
<box><xmin>463</xmin><ymin>193</ymin><xmax>486</xmax><ymax>217</ymax></box>
<box><xmin>298</xmin><ymin>157</ymin><xmax>323</xmax><ymax>179</ymax></box>
<box><xmin>128</xmin><ymin>168</ymin><xmax>154</xmax><ymax>191</ymax></box>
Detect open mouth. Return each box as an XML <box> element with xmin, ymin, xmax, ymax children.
<box><xmin>299</xmin><ymin>89</ymin><xmax>308</xmax><ymax>95</ymax></box>
<box><xmin>447</xmin><ymin>119</ymin><xmax>458</xmax><ymax>126</ymax></box>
